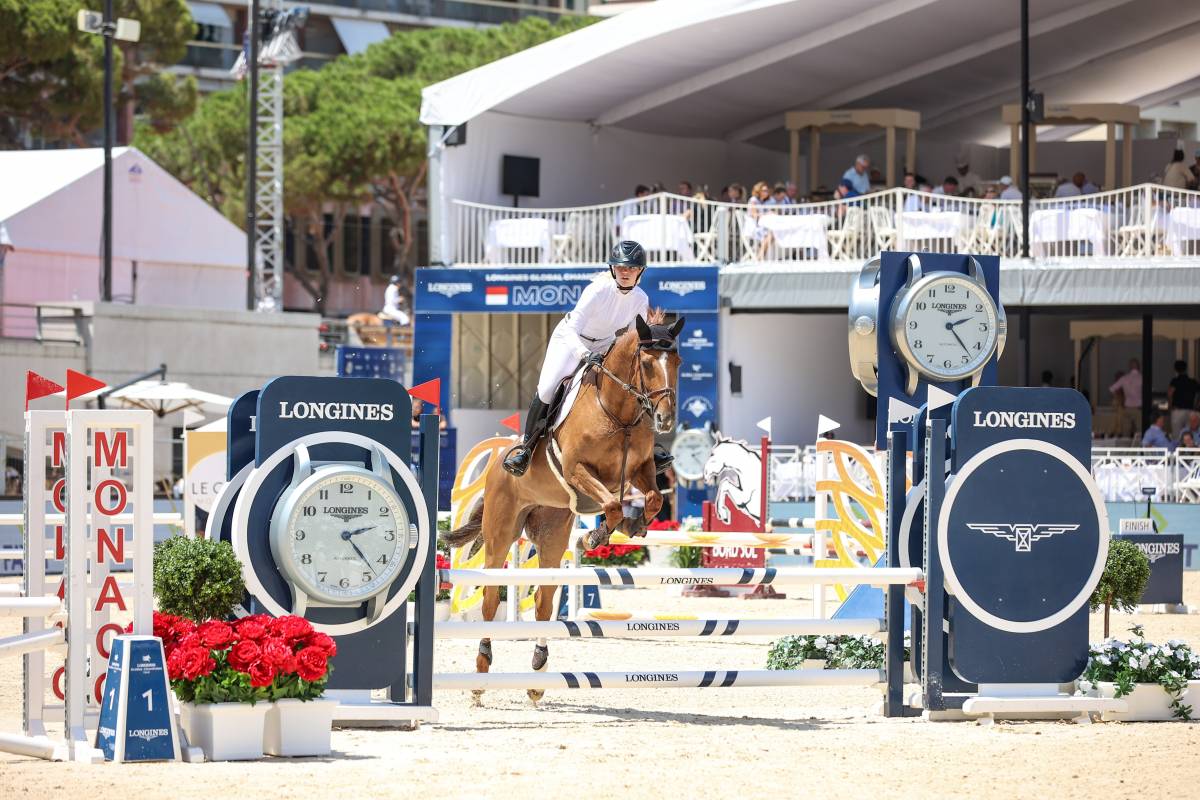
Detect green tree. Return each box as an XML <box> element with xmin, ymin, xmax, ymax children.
<box><xmin>136</xmin><ymin>15</ymin><xmax>593</xmax><ymax>311</ymax></box>
<box><xmin>0</xmin><ymin>0</ymin><xmax>195</xmax><ymax>147</ymax></box>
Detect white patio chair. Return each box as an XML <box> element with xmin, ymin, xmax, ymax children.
<box><xmin>827</xmin><ymin>206</ymin><xmax>864</xmax><ymax>260</ymax></box>
<box><xmin>869</xmin><ymin>206</ymin><xmax>896</xmax><ymax>251</ymax></box>
<box><xmin>693</xmin><ymin>206</ymin><xmax>728</xmax><ymax>263</ymax></box>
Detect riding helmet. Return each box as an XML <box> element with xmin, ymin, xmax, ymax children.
<box><xmin>608</xmin><ymin>240</ymin><xmax>647</xmax><ymax>291</ymax></box>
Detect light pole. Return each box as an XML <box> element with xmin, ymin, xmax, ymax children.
<box><xmin>77</xmin><ymin>8</ymin><xmax>140</xmax><ymax>303</ymax></box>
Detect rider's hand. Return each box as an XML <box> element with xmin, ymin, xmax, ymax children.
<box><xmin>585</xmin><ymin>351</ymin><xmax>605</xmax><ymax>368</ymax></box>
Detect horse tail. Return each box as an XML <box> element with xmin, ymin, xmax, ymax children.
<box><xmin>442</xmin><ymin>500</ymin><xmax>485</xmax><ymax>549</ymax></box>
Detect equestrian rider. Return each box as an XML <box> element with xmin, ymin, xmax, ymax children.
<box><xmin>379</xmin><ymin>275</ymin><xmax>411</xmax><ymax>326</ymax></box>
<box><xmin>503</xmin><ymin>240</ymin><xmax>654</xmax><ymax>477</ymax></box>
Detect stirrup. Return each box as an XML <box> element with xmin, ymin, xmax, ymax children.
<box><xmin>502</xmin><ymin>445</ymin><xmax>532</xmax><ymax>476</ymax></box>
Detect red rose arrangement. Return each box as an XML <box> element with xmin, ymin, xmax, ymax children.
<box><xmin>581</xmin><ymin>542</ymin><xmax>647</xmax><ymax>567</ymax></box>
<box><xmin>647</xmin><ymin>519</ymin><xmax>681</xmax><ymax>532</ymax></box>
<box><xmin>154</xmin><ymin>611</ymin><xmax>336</xmax><ymax>704</ymax></box>
<box><xmin>435</xmin><ymin>552</ymin><xmax>452</xmax><ymax>600</ymax></box>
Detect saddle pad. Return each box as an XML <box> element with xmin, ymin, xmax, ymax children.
<box><xmin>551</xmin><ymin>364</ymin><xmax>588</xmax><ymax>429</ymax></box>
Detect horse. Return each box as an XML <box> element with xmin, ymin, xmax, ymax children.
<box><xmin>443</xmin><ymin>311</ymin><xmax>684</xmax><ymax>704</ymax></box>
<box><xmin>703</xmin><ymin>434</ymin><xmax>763</xmax><ymax>528</ymax></box>
<box><xmin>346</xmin><ymin>312</ymin><xmax>409</xmax><ymax>346</ymax></box>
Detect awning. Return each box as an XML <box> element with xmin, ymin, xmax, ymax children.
<box><xmin>331</xmin><ymin>17</ymin><xmax>391</xmax><ymax>55</ymax></box>
<box><xmin>187</xmin><ymin>1</ymin><xmax>231</xmax><ymax>28</ymax></box>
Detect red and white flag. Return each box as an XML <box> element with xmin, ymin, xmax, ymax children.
<box><xmin>485</xmin><ymin>286</ymin><xmax>508</xmax><ymax>306</ymax></box>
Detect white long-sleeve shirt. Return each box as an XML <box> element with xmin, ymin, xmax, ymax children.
<box><xmin>556</xmin><ymin>275</ymin><xmax>650</xmax><ymax>358</ymax></box>
<box><xmin>1110</xmin><ymin>369</ymin><xmax>1143</xmax><ymax>408</ymax></box>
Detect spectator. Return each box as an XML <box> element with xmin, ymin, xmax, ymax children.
<box><xmin>1110</xmin><ymin>359</ymin><xmax>1143</xmax><ymax>437</ymax></box>
<box><xmin>1177</xmin><ymin>411</ymin><xmax>1200</xmax><ymax>447</ymax></box>
<box><xmin>999</xmin><ymin>175</ymin><xmax>1022</xmax><ymax>200</ymax></box>
<box><xmin>1054</xmin><ymin>172</ymin><xmax>1085</xmax><ymax>198</ymax></box>
<box><xmin>868</xmin><ymin>167</ymin><xmax>884</xmax><ymax>188</ymax></box>
<box><xmin>1191</xmin><ymin>149</ymin><xmax>1200</xmax><ymax>187</ymax></box>
<box><xmin>1081</xmin><ymin>177</ymin><xmax>1100</xmax><ymax>194</ymax></box>
<box><xmin>834</xmin><ymin>178</ymin><xmax>861</xmax><ymax>200</ymax></box>
<box><xmin>1040</xmin><ymin>370</ymin><xmax>1054</xmax><ymax>388</ymax></box>
<box><xmin>767</xmin><ymin>183</ymin><xmax>792</xmax><ymax>206</ymax></box>
<box><xmin>691</xmin><ymin>189</ymin><xmax>714</xmax><ymax>233</ymax></box>
<box><xmin>902</xmin><ymin>172</ymin><xmax>917</xmax><ymax>189</ymax></box>
<box><xmin>842</xmin><ymin>154</ymin><xmax>871</xmax><ymax>195</ymax></box>
<box><xmin>932</xmin><ymin>176</ymin><xmax>959</xmax><ymax>196</ymax></box>
<box><xmin>955</xmin><ymin>158</ymin><xmax>983</xmax><ymax>197</ymax></box>
<box><xmin>982</xmin><ymin>186</ymin><xmax>999</xmax><ymax>200</ymax></box>
<box><xmin>904</xmin><ymin>179</ymin><xmax>932</xmax><ymax>212</ymax></box>
<box><xmin>4</xmin><ymin>462</ymin><xmax>20</xmax><ymax>496</ymax></box>
<box><xmin>616</xmin><ymin>184</ymin><xmax>651</xmax><ymax>235</ymax></box>
<box><xmin>786</xmin><ymin>181</ymin><xmax>799</xmax><ymax>203</ymax></box>
<box><xmin>672</xmin><ymin>180</ymin><xmax>695</xmax><ymax>219</ymax></box>
<box><xmin>1162</xmin><ymin>149</ymin><xmax>1192</xmax><ymax>190</ymax></box>
<box><xmin>412</xmin><ymin>398</ymin><xmax>448</xmax><ymax>431</ymax></box>
<box><xmin>727</xmin><ymin>183</ymin><xmax>746</xmax><ymax>204</ymax></box>
<box><xmin>1168</xmin><ymin>360</ymin><xmax>1199</xmax><ymax>434</ymax></box>
<box><xmin>746</xmin><ymin>181</ymin><xmax>771</xmax><ymax>257</ymax></box>
<box><xmin>1142</xmin><ymin>412</ymin><xmax>1173</xmax><ymax>450</ymax></box>
<box><xmin>1182</xmin><ymin>431</ymin><xmax>1197</xmax><ymax>449</ymax></box>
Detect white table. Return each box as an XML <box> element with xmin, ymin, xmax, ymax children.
<box><xmin>621</xmin><ymin>214</ymin><xmax>695</xmax><ymax>261</ymax></box>
<box><xmin>896</xmin><ymin>211</ymin><xmax>967</xmax><ymax>248</ymax></box>
<box><xmin>1165</xmin><ymin>207</ymin><xmax>1200</xmax><ymax>255</ymax></box>
<box><xmin>485</xmin><ymin>218</ymin><xmax>553</xmax><ymax>263</ymax></box>
<box><xmin>1029</xmin><ymin>208</ymin><xmax>1108</xmax><ymax>256</ymax></box>
<box><xmin>757</xmin><ymin>213</ymin><xmax>829</xmax><ymax>257</ymax></box>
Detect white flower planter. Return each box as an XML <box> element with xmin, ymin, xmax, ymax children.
<box><xmin>1092</xmin><ymin>680</ymin><xmax>1200</xmax><ymax>722</ymax></box>
<box><xmin>263</xmin><ymin>698</ymin><xmax>339</xmax><ymax>757</ymax></box>
<box><xmin>434</xmin><ymin>600</ymin><xmax>452</xmax><ymax>622</ymax></box>
<box><xmin>180</xmin><ymin>702</ymin><xmax>269</xmax><ymax>761</ymax></box>
<box><xmin>801</xmin><ymin>659</ymin><xmax>825</xmax><ymax>670</ymax></box>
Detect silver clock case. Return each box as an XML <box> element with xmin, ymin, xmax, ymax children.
<box><xmin>670</xmin><ymin>427</ymin><xmax>713</xmax><ymax>482</ymax></box>
<box><xmin>847</xmin><ymin>255</ymin><xmax>882</xmax><ymax>396</ymax></box>
<box><xmin>268</xmin><ymin>444</ymin><xmax>412</xmax><ymax>619</ymax></box>
<box><xmin>888</xmin><ymin>256</ymin><xmax>1007</xmax><ymax>395</ymax></box>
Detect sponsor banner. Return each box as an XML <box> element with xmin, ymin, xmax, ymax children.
<box><xmin>336</xmin><ymin>346</ymin><xmax>405</xmax><ymax>380</ymax></box>
<box><xmin>1114</xmin><ymin>533</ymin><xmax>1184</xmax><ymax>604</ymax></box>
<box><xmin>184</xmin><ymin>430</ymin><xmax>226</xmax><ymax>537</ymax></box>
<box><xmin>676</xmin><ymin>314</ymin><xmax>718</xmax><ymax>428</ymax></box>
<box><xmin>415</xmin><ymin>266</ymin><xmax>719</xmax><ymax>314</ymax></box>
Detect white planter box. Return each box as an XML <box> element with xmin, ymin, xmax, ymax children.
<box><xmin>801</xmin><ymin>658</ymin><xmax>825</xmax><ymax>670</ymax></box>
<box><xmin>434</xmin><ymin>600</ymin><xmax>452</xmax><ymax>622</ymax></box>
<box><xmin>180</xmin><ymin>702</ymin><xmax>268</xmax><ymax>761</ymax></box>
<box><xmin>1092</xmin><ymin>680</ymin><xmax>1200</xmax><ymax>722</ymax></box>
<box><xmin>263</xmin><ymin>698</ymin><xmax>339</xmax><ymax>757</ymax></box>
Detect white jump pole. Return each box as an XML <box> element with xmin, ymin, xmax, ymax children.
<box><xmin>0</xmin><ymin>732</ymin><xmax>63</xmax><ymax>761</ymax></box>
<box><xmin>444</xmin><ymin>566</ymin><xmax>921</xmax><ymax>588</ymax></box>
<box><xmin>0</xmin><ymin>585</ymin><xmax>21</xmax><ymax>597</ymax></box>
<box><xmin>0</xmin><ymin>597</ymin><xmax>61</xmax><ymax>617</ymax></box>
<box><xmin>435</xmin><ymin>617</ymin><xmax>884</xmax><ymax>640</ymax></box>
<box><xmin>813</xmin><ymin>445</ymin><xmax>829</xmax><ymax>618</ymax></box>
<box><xmin>433</xmin><ymin>667</ymin><xmax>884</xmax><ymax>691</ymax></box>
<box><xmin>0</xmin><ymin>628</ymin><xmax>65</xmax><ymax>659</ymax></box>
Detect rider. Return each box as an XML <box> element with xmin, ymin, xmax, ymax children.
<box><xmin>379</xmin><ymin>275</ymin><xmax>411</xmax><ymax>326</ymax></box>
<box><xmin>502</xmin><ymin>240</ymin><xmax>654</xmax><ymax>477</ymax></box>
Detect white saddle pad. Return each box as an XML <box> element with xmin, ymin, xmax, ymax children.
<box><xmin>552</xmin><ymin>364</ymin><xmax>588</xmax><ymax>428</ymax></box>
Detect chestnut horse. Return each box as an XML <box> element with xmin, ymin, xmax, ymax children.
<box><xmin>444</xmin><ymin>312</ymin><xmax>684</xmax><ymax>704</ymax></box>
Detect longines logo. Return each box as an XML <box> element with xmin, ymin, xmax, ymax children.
<box><xmin>966</xmin><ymin>523</ymin><xmax>1080</xmax><ymax>552</ymax></box>
<box><xmin>932</xmin><ymin>302</ymin><xmax>968</xmax><ymax>313</ymax></box>
<box><xmin>325</xmin><ymin>506</ymin><xmax>369</xmax><ymax>522</ymax></box>
<box><xmin>278</xmin><ymin>401</ymin><xmax>395</xmax><ymax>422</ymax></box>
<box><xmin>972</xmin><ymin>411</ymin><xmax>1076</xmax><ymax>429</ymax></box>
<box><xmin>428</xmin><ymin>281</ymin><xmax>472</xmax><ymax>298</ymax></box>
<box><xmin>658</xmin><ymin>280</ymin><xmax>706</xmax><ymax>297</ymax></box>
<box><xmin>1136</xmin><ymin>541</ymin><xmax>1180</xmax><ymax>564</ymax></box>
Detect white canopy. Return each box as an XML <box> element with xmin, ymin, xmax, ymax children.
<box><xmin>421</xmin><ymin>0</ymin><xmax>1200</xmax><ymax>150</ymax></box>
<box><xmin>68</xmin><ymin>380</ymin><xmax>233</xmax><ymax>418</ymax></box>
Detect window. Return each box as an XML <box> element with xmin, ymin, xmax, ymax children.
<box><xmin>455</xmin><ymin>313</ymin><xmax>563</xmax><ymax>409</ymax></box>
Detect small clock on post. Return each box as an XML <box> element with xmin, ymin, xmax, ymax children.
<box><xmin>850</xmin><ymin>252</ymin><xmax>1005</xmax><ymax>448</ymax></box>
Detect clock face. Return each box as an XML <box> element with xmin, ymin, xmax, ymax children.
<box><xmin>279</xmin><ymin>470</ymin><xmax>410</xmax><ymax>604</ymax></box>
<box><xmin>671</xmin><ymin>431</ymin><xmax>712</xmax><ymax>481</ymax></box>
<box><xmin>893</xmin><ymin>274</ymin><xmax>999</xmax><ymax>382</ymax></box>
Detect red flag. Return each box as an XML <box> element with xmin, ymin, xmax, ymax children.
<box><xmin>500</xmin><ymin>412</ymin><xmax>521</xmax><ymax>433</ymax></box>
<box><xmin>26</xmin><ymin>371</ymin><xmax>64</xmax><ymax>411</ymax></box>
<box><xmin>65</xmin><ymin>369</ymin><xmax>107</xmax><ymax>409</ymax></box>
<box><xmin>408</xmin><ymin>378</ymin><xmax>441</xmax><ymax>407</ymax></box>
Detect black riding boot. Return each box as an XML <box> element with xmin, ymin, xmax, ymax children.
<box><xmin>653</xmin><ymin>443</ymin><xmax>674</xmax><ymax>476</ymax></box>
<box><xmin>502</xmin><ymin>395</ymin><xmax>550</xmax><ymax>477</ymax></box>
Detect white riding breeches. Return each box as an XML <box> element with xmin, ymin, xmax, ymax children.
<box><xmin>536</xmin><ymin>328</ymin><xmax>607</xmax><ymax>403</ymax></box>
<box><xmin>379</xmin><ymin>307</ymin><xmax>410</xmax><ymax>325</ymax></box>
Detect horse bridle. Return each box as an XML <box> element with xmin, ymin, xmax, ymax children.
<box><xmin>592</xmin><ymin>338</ymin><xmax>677</xmax><ymax>434</ymax></box>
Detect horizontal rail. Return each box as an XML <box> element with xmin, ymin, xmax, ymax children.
<box><xmin>0</xmin><ymin>732</ymin><xmax>63</xmax><ymax>761</ymax></box>
<box><xmin>0</xmin><ymin>585</ymin><xmax>20</xmax><ymax>597</ymax></box>
<box><xmin>443</xmin><ymin>566</ymin><xmax>923</xmax><ymax>588</ymax></box>
<box><xmin>433</xmin><ymin>617</ymin><xmax>883</xmax><ymax>640</ymax></box>
<box><xmin>0</xmin><ymin>512</ymin><xmax>184</xmax><ymax>526</ymax></box>
<box><xmin>0</xmin><ymin>596</ymin><xmax>61</xmax><ymax>618</ymax></box>
<box><xmin>0</xmin><ymin>628</ymin><xmax>64</xmax><ymax>659</ymax></box>
<box><xmin>601</xmin><ymin>530</ymin><xmax>815</xmax><ymax>549</ymax></box>
<box><xmin>432</xmin><ymin>667</ymin><xmax>884</xmax><ymax>691</ymax></box>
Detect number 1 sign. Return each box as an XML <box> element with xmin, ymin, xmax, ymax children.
<box><xmin>95</xmin><ymin>635</ymin><xmax>181</xmax><ymax>763</ymax></box>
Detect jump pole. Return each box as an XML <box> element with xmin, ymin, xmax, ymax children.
<box><xmin>433</xmin><ymin>617</ymin><xmax>884</xmax><ymax>640</ymax></box>
<box><xmin>443</xmin><ymin>566</ymin><xmax>921</xmax><ymax>588</ymax></box>
<box><xmin>432</xmin><ymin>667</ymin><xmax>884</xmax><ymax>692</ymax></box>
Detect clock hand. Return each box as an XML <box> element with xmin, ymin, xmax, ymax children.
<box><xmin>344</xmin><ymin>526</ymin><xmax>377</xmax><ymax>537</ymax></box>
<box><xmin>947</xmin><ymin>316</ymin><xmax>973</xmax><ymax>328</ymax></box>
<box><xmin>340</xmin><ymin>530</ymin><xmax>378</xmax><ymax>574</ymax></box>
<box><xmin>945</xmin><ymin>323</ymin><xmax>973</xmax><ymax>357</ymax></box>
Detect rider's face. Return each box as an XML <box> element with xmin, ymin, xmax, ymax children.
<box><xmin>614</xmin><ymin>265</ymin><xmax>642</xmax><ymax>288</ymax></box>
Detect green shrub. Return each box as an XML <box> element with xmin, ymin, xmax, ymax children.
<box><xmin>153</xmin><ymin>536</ymin><xmax>245</xmax><ymax>621</ymax></box>
<box><xmin>1090</xmin><ymin>539</ymin><xmax>1151</xmax><ymax>637</ymax></box>
<box><xmin>668</xmin><ymin>546</ymin><xmax>703</xmax><ymax>568</ymax></box>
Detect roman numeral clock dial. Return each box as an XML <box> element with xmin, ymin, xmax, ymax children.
<box><xmin>269</xmin><ymin>449</ymin><xmax>412</xmax><ymax>617</ymax></box>
<box><xmin>889</xmin><ymin>267</ymin><xmax>1005</xmax><ymax>395</ymax></box>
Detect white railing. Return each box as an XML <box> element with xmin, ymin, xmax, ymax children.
<box><xmin>450</xmin><ymin>183</ymin><xmax>1200</xmax><ymax>266</ymax></box>
<box><xmin>767</xmin><ymin>445</ymin><xmax>1200</xmax><ymax>504</ymax></box>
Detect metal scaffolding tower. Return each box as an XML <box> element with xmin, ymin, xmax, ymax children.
<box><xmin>234</xmin><ymin>2</ymin><xmax>305</xmax><ymax>312</ymax></box>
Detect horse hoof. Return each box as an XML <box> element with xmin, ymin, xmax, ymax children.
<box><xmin>471</xmin><ymin>690</ymin><xmax>484</xmax><ymax>707</ymax></box>
<box><xmin>586</xmin><ymin>527</ymin><xmax>610</xmax><ymax>550</ymax></box>
<box><xmin>527</xmin><ymin>689</ymin><xmax>545</xmax><ymax>704</ymax></box>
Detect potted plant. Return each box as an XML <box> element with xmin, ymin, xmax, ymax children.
<box><xmin>259</xmin><ymin>615</ymin><xmax>339</xmax><ymax>757</ymax></box>
<box><xmin>1080</xmin><ymin>625</ymin><xmax>1200</xmax><ymax>721</ymax></box>
<box><xmin>1089</xmin><ymin>538</ymin><xmax>1150</xmax><ymax>637</ymax></box>
<box><xmin>153</xmin><ymin>535</ymin><xmax>245</xmax><ymax>622</ymax></box>
<box><xmin>767</xmin><ymin>634</ymin><xmax>839</xmax><ymax>670</ymax></box>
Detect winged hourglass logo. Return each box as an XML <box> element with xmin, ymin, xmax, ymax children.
<box><xmin>965</xmin><ymin>523</ymin><xmax>1080</xmax><ymax>552</ymax></box>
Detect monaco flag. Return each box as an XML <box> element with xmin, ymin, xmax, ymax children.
<box><xmin>485</xmin><ymin>286</ymin><xmax>509</xmax><ymax>306</ymax></box>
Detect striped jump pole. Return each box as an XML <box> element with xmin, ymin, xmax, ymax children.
<box><xmin>432</xmin><ymin>667</ymin><xmax>884</xmax><ymax>691</ymax></box>
<box><xmin>442</xmin><ymin>566</ymin><xmax>922</xmax><ymax>588</ymax></box>
<box><xmin>433</xmin><ymin>617</ymin><xmax>884</xmax><ymax>641</ymax></box>
<box><xmin>602</xmin><ymin>531</ymin><xmax>816</xmax><ymax>549</ymax></box>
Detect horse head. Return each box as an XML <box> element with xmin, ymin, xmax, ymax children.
<box><xmin>633</xmin><ymin>314</ymin><xmax>685</xmax><ymax>433</ymax></box>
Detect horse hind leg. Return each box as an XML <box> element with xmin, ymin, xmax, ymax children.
<box><xmin>473</xmin><ymin>515</ymin><xmax>516</xmax><ymax>707</ymax></box>
<box><xmin>525</xmin><ymin>507</ymin><xmax>574</xmax><ymax>705</ymax></box>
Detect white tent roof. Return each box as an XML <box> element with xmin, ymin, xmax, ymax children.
<box><xmin>421</xmin><ymin>0</ymin><xmax>1200</xmax><ymax>149</ymax></box>
<box><xmin>0</xmin><ymin>147</ymin><xmax>245</xmax><ymax>267</ymax></box>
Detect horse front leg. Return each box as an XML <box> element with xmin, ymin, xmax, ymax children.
<box><xmin>473</xmin><ymin>539</ymin><xmax>509</xmax><ymax>707</ymax></box>
<box><xmin>626</xmin><ymin>460</ymin><xmax>663</xmax><ymax>537</ymax></box>
<box><xmin>568</xmin><ymin>462</ymin><xmax>624</xmax><ymax>549</ymax></box>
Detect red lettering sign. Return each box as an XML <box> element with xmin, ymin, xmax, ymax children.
<box><xmin>93</xmin><ymin>479</ymin><xmax>127</xmax><ymax>516</ymax></box>
<box><xmin>94</xmin><ymin>575</ymin><xmax>127</xmax><ymax>611</ymax></box>
<box><xmin>96</xmin><ymin>526</ymin><xmax>125</xmax><ymax>565</ymax></box>
<box><xmin>93</xmin><ymin>430</ymin><xmax>128</xmax><ymax>469</ymax></box>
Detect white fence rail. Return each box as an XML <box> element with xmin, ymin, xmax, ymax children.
<box><xmin>450</xmin><ymin>183</ymin><xmax>1200</xmax><ymax>266</ymax></box>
